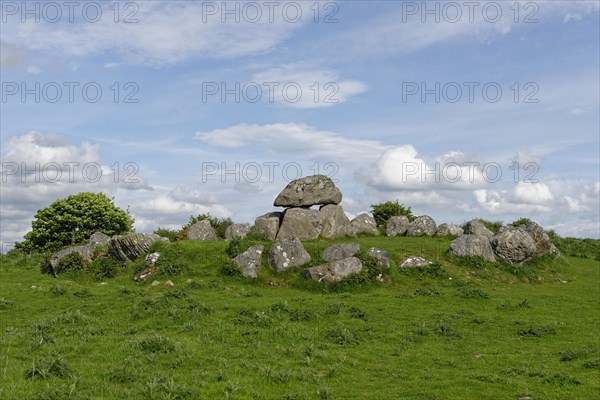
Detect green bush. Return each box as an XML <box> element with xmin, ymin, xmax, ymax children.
<box><xmin>16</xmin><ymin>192</ymin><xmax>133</xmax><ymax>253</ymax></box>
<box><xmin>153</xmin><ymin>228</ymin><xmax>178</xmax><ymax>242</ymax></box>
<box><xmin>55</xmin><ymin>252</ymin><xmax>84</xmax><ymax>275</ymax></box>
<box><xmin>478</xmin><ymin>219</ymin><xmax>503</xmax><ymax>233</ymax></box>
<box><xmin>510</xmin><ymin>217</ymin><xmax>532</xmax><ymax>228</ymax></box>
<box><xmin>370</xmin><ymin>200</ymin><xmax>415</xmax><ymax>227</ymax></box>
<box><xmin>88</xmin><ymin>257</ymin><xmax>122</xmax><ymax>279</ymax></box>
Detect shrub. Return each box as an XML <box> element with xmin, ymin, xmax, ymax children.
<box><xmin>478</xmin><ymin>219</ymin><xmax>503</xmax><ymax>233</ymax></box>
<box><xmin>16</xmin><ymin>192</ymin><xmax>133</xmax><ymax>253</ymax></box>
<box><xmin>153</xmin><ymin>228</ymin><xmax>178</xmax><ymax>242</ymax></box>
<box><xmin>510</xmin><ymin>217</ymin><xmax>532</xmax><ymax>228</ymax></box>
<box><xmin>55</xmin><ymin>252</ymin><xmax>84</xmax><ymax>275</ymax></box>
<box><xmin>371</xmin><ymin>200</ymin><xmax>415</xmax><ymax>227</ymax></box>
<box><xmin>88</xmin><ymin>257</ymin><xmax>122</xmax><ymax>279</ymax></box>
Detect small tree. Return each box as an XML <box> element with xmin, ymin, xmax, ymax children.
<box><xmin>16</xmin><ymin>192</ymin><xmax>133</xmax><ymax>253</ymax></box>
<box><xmin>370</xmin><ymin>200</ymin><xmax>415</xmax><ymax>227</ymax></box>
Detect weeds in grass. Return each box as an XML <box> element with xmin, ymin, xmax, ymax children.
<box><xmin>518</xmin><ymin>325</ymin><xmax>557</xmax><ymax>337</ymax></box>
<box><xmin>0</xmin><ymin>297</ymin><xmax>14</xmax><ymax>310</ymax></box>
<box><xmin>325</xmin><ymin>324</ymin><xmax>359</xmax><ymax>345</ymax></box>
<box><xmin>49</xmin><ymin>285</ymin><xmax>67</xmax><ymax>296</ymax></box>
<box><xmin>24</xmin><ymin>356</ymin><xmax>72</xmax><ymax>380</ymax></box>
<box><xmin>137</xmin><ymin>334</ymin><xmax>175</xmax><ymax>354</ymax></box>
<box><xmin>348</xmin><ymin>306</ymin><xmax>368</xmax><ymax>320</ymax></box>
<box><xmin>72</xmin><ymin>288</ymin><xmax>92</xmax><ymax>298</ymax></box>
<box><xmin>324</xmin><ymin>303</ymin><xmax>341</xmax><ymax>315</ymax></box>
<box><xmin>414</xmin><ymin>287</ymin><xmax>442</xmax><ymax>297</ymax></box>
<box><xmin>457</xmin><ymin>287</ymin><xmax>490</xmax><ymax>299</ymax></box>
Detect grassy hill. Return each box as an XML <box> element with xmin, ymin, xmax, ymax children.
<box><xmin>0</xmin><ymin>236</ymin><xmax>599</xmax><ymax>399</ymax></box>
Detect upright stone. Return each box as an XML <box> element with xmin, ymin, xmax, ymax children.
<box><xmin>406</xmin><ymin>215</ymin><xmax>437</xmax><ymax>237</ymax></box>
<box><xmin>463</xmin><ymin>220</ymin><xmax>494</xmax><ymax>239</ymax></box>
<box><xmin>254</xmin><ymin>212</ymin><xmax>282</xmax><ymax>240</ymax></box>
<box><xmin>323</xmin><ymin>243</ymin><xmax>360</xmax><ymax>261</ymax></box>
<box><xmin>386</xmin><ymin>216</ymin><xmax>409</xmax><ymax>237</ymax></box>
<box><xmin>521</xmin><ymin>221</ymin><xmax>560</xmax><ymax>257</ymax></box>
<box><xmin>268</xmin><ymin>237</ymin><xmax>311</xmax><ymax>272</ymax></box>
<box><xmin>277</xmin><ymin>208</ymin><xmax>323</xmax><ymax>240</ymax></box>
<box><xmin>449</xmin><ymin>234</ymin><xmax>496</xmax><ymax>262</ymax></box>
<box><xmin>274</xmin><ymin>175</ymin><xmax>342</xmax><ymax>207</ymax></box>
<box><xmin>491</xmin><ymin>227</ymin><xmax>537</xmax><ymax>264</ymax></box>
<box><xmin>350</xmin><ymin>213</ymin><xmax>379</xmax><ymax>235</ymax></box>
<box><xmin>108</xmin><ymin>233</ymin><xmax>167</xmax><ymax>262</ymax></box>
<box><xmin>187</xmin><ymin>220</ymin><xmax>218</xmax><ymax>241</ymax></box>
<box><xmin>225</xmin><ymin>223</ymin><xmax>251</xmax><ymax>240</ymax></box>
<box><xmin>320</xmin><ymin>204</ymin><xmax>355</xmax><ymax>239</ymax></box>
<box><xmin>233</xmin><ymin>245</ymin><xmax>264</xmax><ymax>278</ymax></box>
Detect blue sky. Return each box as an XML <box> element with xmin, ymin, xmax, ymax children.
<box><xmin>1</xmin><ymin>0</ymin><xmax>599</xmax><ymax>248</ymax></box>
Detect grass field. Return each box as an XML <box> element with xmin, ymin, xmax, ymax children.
<box><xmin>1</xmin><ymin>236</ymin><xmax>599</xmax><ymax>400</ymax></box>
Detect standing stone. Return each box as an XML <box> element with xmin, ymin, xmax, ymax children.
<box><xmin>323</xmin><ymin>243</ymin><xmax>360</xmax><ymax>262</ymax></box>
<box><xmin>491</xmin><ymin>227</ymin><xmax>537</xmax><ymax>264</ymax></box>
<box><xmin>49</xmin><ymin>244</ymin><xmax>95</xmax><ymax>275</ymax></box>
<box><xmin>436</xmin><ymin>224</ymin><xmax>464</xmax><ymax>236</ymax></box>
<box><xmin>277</xmin><ymin>208</ymin><xmax>323</xmax><ymax>240</ymax></box>
<box><xmin>89</xmin><ymin>231</ymin><xmax>111</xmax><ymax>245</ymax></box>
<box><xmin>319</xmin><ymin>204</ymin><xmax>355</xmax><ymax>239</ymax></box>
<box><xmin>406</xmin><ymin>215</ymin><xmax>437</xmax><ymax>237</ymax></box>
<box><xmin>225</xmin><ymin>223</ymin><xmax>251</xmax><ymax>240</ymax></box>
<box><xmin>187</xmin><ymin>220</ymin><xmax>218</xmax><ymax>241</ymax></box>
<box><xmin>268</xmin><ymin>237</ymin><xmax>311</xmax><ymax>272</ymax></box>
<box><xmin>351</xmin><ymin>213</ymin><xmax>379</xmax><ymax>235</ymax></box>
<box><xmin>449</xmin><ymin>235</ymin><xmax>496</xmax><ymax>262</ymax></box>
<box><xmin>108</xmin><ymin>233</ymin><xmax>168</xmax><ymax>262</ymax></box>
<box><xmin>254</xmin><ymin>212</ymin><xmax>282</xmax><ymax>240</ymax></box>
<box><xmin>463</xmin><ymin>220</ymin><xmax>494</xmax><ymax>239</ymax></box>
<box><xmin>521</xmin><ymin>221</ymin><xmax>560</xmax><ymax>256</ymax></box>
<box><xmin>386</xmin><ymin>216</ymin><xmax>409</xmax><ymax>237</ymax></box>
<box><xmin>274</xmin><ymin>175</ymin><xmax>342</xmax><ymax>207</ymax></box>
<box><xmin>367</xmin><ymin>247</ymin><xmax>390</xmax><ymax>270</ymax></box>
<box><xmin>233</xmin><ymin>245</ymin><xmax>264</xmax><ymax>278</ymax></box>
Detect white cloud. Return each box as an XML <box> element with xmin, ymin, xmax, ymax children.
<box><xmin>26</xmin><ymin>65</ymin><xmax>41</xmax><ymax>74</ymax></box>
<box><xmin>2</xmin><ymin>1</ymin><xmax>312</xmax><ymax>66</ymax></box>
<box><xmin>0</xmin><ymin>41</ymin><xmax>26</xmax><ymax>68</ymax></box>
<box><xmin>196</xmin><ymin>123</ymin><xmax>388</xmax><ymax>163</ymax></box>
<box><xmin>251</xmin><ymin>64</ymin><xmax>368</xmax><ymax>108</ymax></box>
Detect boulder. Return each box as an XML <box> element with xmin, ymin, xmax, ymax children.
<box><xmin>463</xmin><ymin>220</ymin><xmax>494</xmax><ymax>239</ymax></box>
<box><xmin>491</xmin><ymin>227</ymin><xmax>537</xmax><ymax>264</ymax></box>
<box><xmin>521</xmin><ymin>221</ymin><xmax>560</xmax><ymax>257</ymax></box>
<box><xmin>254</xmin><ymin>212</ymin><xmax>282</xmax><ymax>240</ymax></box>
<box><xmin>406</xmin><ymin>215</ymin><xmax>437</xmax><ymax>237</ymax></box>
<box><xmin>319</xmin><ymin>204</ymin><xmax>355</xmax><ymax>239</ymax></box>
<box><xmin>302</xmin><ymin>257</ymin><xmax>363</xmax><ymax>284</ymax></box>
<box><xmin>277</xmin><ymin>208</ymin><xmax>323</xmax><ymax>240</ymax></box>
<box><xmin>449</xmin><ymin>234</ymin><xmax>496</xmax><ymax>262</ymax></box>
<box><xmin>323</xmin><ymin>243</ymin><xmax>360</xmax><ymax>262</ymax></box>
<box><xmin>400</xmin><ymin>256</ymin><xmax>432</xmax><ymax>268</ymax></box>
<box><xmin>386</xmin><ymin>216</ymin><xmax>409</xmax><ymax>237</ymax></box>
<box><xmin>351</xmin><ymin>213</ymin><xmax>379</xmax><ymax>235</ymax></box>
<box><xmin>49</xmin><ymin>244</ymin><xmax>95</xmax><ymax>275</ymax></box>
<box><xmin>225</xmin><ymin>223</ymin><xmax>251</xmax><ymax>240</ymax></box>
<box><xmin>187</xmin><ymin>220</ymin><xmax>218</xmax><ymax>241</ymax></box>
<box><xmin>367</xmin><ymin>247</ymin><xmax>390</xmax><ymax>270</ymax></box>
<box><xmin>274</xmin><ymin>175</ymin><xmax>342</xmax><ymax>207</ymax></box>
<box><xmin>436</xmin><ymin>223</ymin><xmax>464</xmax><ymax>237</ymax></box>
<box><xmin>233</xmin><ymin>245</ymin><xmax>264</xmax><ymax>278</ymax></box>
<box><xmin>268</xmin><ymin>237</ymin><xmax>311</xmax><ymax>272</ymax></box>
<box><xmin>108</xmin><ymin>233</ymin><xmax>167</xmax><ymax>262</ymax></box>
<box><xmin>88</xmin><ymin>231</ymin><xmax>111</xmax><ymax>245</ymax></box>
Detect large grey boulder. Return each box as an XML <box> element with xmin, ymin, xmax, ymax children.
<box><xmin>268</xmin><ymin>237</ymin><xmax>311</xmax><ymax>272</ymax></box>
<box><xmin>436</xmin><ymin>224</ymin><xmax>464</xmax><ymax>237</ymax></box>
<box><xmin>274</xmin><ymin>175</ymin><xmax>342</xmax><ymax>207</ymax></box>
<box><xmin>351</xmin><ymin>213</ymin><xmax>379</xmax><ymax>235</ymax></box>
<box><xmin>491</xmin><ymin>227</ymin><xmax>537</xmax><ymax>264</ymax></box>
<box><xmin>254</xmin><ymin>212</ymin><xmax>282</xmax><ymax>240</ymax></box>
<box><xmin>187</xmin><ymin>220</ymin><xmax>218</xmax><ymax>241</ymax></box>
<box><xmin>323</xmin><ymin>243</ymin><xmax>360</xmax><ymax>262</ymax></box>
<box><xmin>319</xmin><ymin>204</ymin><xmax>355</xmax><ymax>239</ymax></box>
<box><xmin>302</xmin><ymin>257</ymin><xmax>363</xmax><ymax>284</ymax></box>
<box><xmin>367</xmin><ymin>247</ymin><xmax>390</xmax><ymax>270</ymax></box>
<box><xmin>463</xmin><ymin>220</ymin><xmax>494</xmax><ymax>239</ymax></box>
<box><xmin>406</xmin><ymin>215</ymin><xmax>437</xmax><ymax>237</ymax></box>
<box><xmin>277</xmin><ymin>208</ymin><xmax>323</xmax><ymax>240</ymax></box>
<box><xmin>108</xmin><ymin>233</ymin><xmax>167</xmax><ymax>262</ymax></box>
<box><xmin>88</xmin><ymin>231</ymin><xmax>111</xmax><ymax>246</ymax></box>
<box><xmin>225</xmin><ymin>223</ymin><xmax>251</xmax><ymax>240</ymax></box>
<box><xmin>233</xmin><ymin>245</ymin><xmax>264</xmax><ymax>278</ymax></box>
<box><xmin>449</xmin><ymin>234</ymin><xmax>496</xmax><ymax>262</ymax></box>
<box><xmin>49</xmin><ymin>244</ymin><xmax>95</xmax><ymax>275</ymax></box>
<box><xmin>521</xmin><ymin>221</ymin><xmax>560</xmax><ymax>257</ymax></box>
<box><xmin>386</xmin><ymin>216</ymin><xmax>409</xmax><ymax>237</ymax></box>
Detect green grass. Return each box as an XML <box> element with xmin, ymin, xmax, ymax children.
<box><xmin>1</xmin><ymin>237</ymin><xmax>599</xmax><ymax>399</ymax></box>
